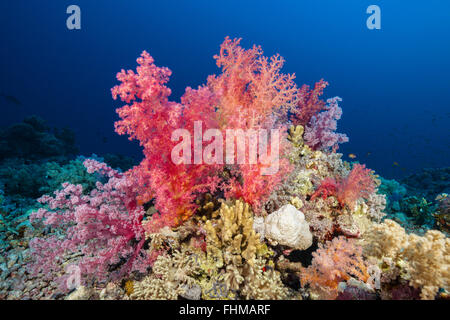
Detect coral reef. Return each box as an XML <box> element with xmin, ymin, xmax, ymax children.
<box><xmin>28</xmin><ymin>159</ymin><xmax>149</xmax><ymax>291</ymax></box>
<box><xmin>401</xmin><ymin>167</ymin><xmax>450</xmax><ymax>201</ymax></box>
<box><xmin>435</xmin><ymin>193</ymin><xmax>449</xmax><ymax>235</ymax></box>
<box><xmin>363</xmin><ymin>219</ymin><xmax>449</xmax><ymax>300</ymax></box>
<box><xmin>131</xmin><ymin>249</ymin><xmax>201</xmax><ymax>300</ymax></box>
<box><xmin>0</xmin><ymin>37</ymin><xmax>448</xmax><ymax>301</ymax></box>
<box><xmin>0</xmin><ymin>116</ymin><xmax>77</xmax><ymax>162</ymax></box>
<box><xmin>379</xmin><ymin>177</ymin><xmax>438</xmax><ymax>234</ymax></box>
<box><xmin>300</xmin><ymin>236</ymin><xmax>372</xmax><ymax>300</ymax></box>
<box><xmin>202</xmin><ymin>200</ymin><xmax>274</xmax><ymax>295</ymax></box>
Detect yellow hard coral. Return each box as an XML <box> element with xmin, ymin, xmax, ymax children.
<box><xmin>240</xmin><ymin>258</ymin><xmax>289</xmax><ymax>300</ymax></box>
<box><xmin>290</xmin><ymin>196</ymin><xmax>304</xmax><ymax>209</ymax></box>
<box><xmin>292</xmin><ymin>169</ymin><xmax>314</xmax><ymax>196</ymax></box>
<box><xmin>288</xmin><ymin>125</ymin><xmax>304</xmax><ymax>148</ymax></box>
<box><xmin>203</xmin><ymin>200</ymin><xmax>280</xmax><ymax>294</ymax></box>
<box><xmin>124</xmin><ymin>280</ymin><xmax>134</xmax><ymax>296</ymax></box>
<box><xmin>130</xmin><ymin>249</ymin><xmax>201</xmax><ymax>300</ymax></box>
<box><xmin>204</xmin><ymin>200</ymin><xmax>265</xmax><ymax>268</ymax></box>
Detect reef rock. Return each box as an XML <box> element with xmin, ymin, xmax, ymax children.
<box><xmin>264</xmin><ymin>204</ymin><xmax>312</xmax><ymax>250</ymax></box>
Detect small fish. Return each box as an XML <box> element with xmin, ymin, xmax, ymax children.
<box><xmin>366</xmin><ymin>152</ymin><xmax>371</xmax><ymax>157</ymax></box>
<box><xmin>262</xmin><ymin>266</ymin><xmax>273</xmax><ymax>272</ymax></box>
<box><xmin>393</xmin><ymin>162</ymin><xmax>399</xmax><ymax>167</ymax></box>
<box><xmin>0</xmin><ymin>94</ymin><xmax>21</xmax><ymax>106</ymax></box>
<box><xmin>348</xmin><ymin>153</ymin><xmax>357</xmax><ymax>159</ymax></box>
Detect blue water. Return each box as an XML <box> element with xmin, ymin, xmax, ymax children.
<box><xmin>1</xmin><ymin>0</ymin><xmax>449</xmax><ymax>179</ymax></box>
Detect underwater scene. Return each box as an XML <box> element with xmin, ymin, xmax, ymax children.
<box><xmin>0</xmin><ymin>1</ymin><xmax>449</xmax><ymax>302</ymax></box>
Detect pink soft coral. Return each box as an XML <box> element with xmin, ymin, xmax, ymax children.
<box><xmin>113</xmin><ymin>38</ymin><xmax>295</xmax><ymax>221</ymax></box>
<box><xmin>291</xmin><ymin>79</ymin><xmax>329</xmax><ymax>126</ymax></box>
<box><xmin>300</xmin><ymin>236</ymin><xmax>371</xmax><ymax>300</ymax></box>
<box><xmin>29</xmin><ymin>159</ymin><xmax>149</xmax><ymax>290</ymax></box>
<box><xmin>208</xmin><ymin>37</ymin><xmax>298</xmax><ymax>128</ymax></box>
<box><xmin>312</xmin><ymin>164</ymin><xmax>376</xmax><ymax>208</ymax></box>
<box><xmin>303</xmin><ymin>96</ymin><xmax>348</xmax><ymax>151</ymax></box>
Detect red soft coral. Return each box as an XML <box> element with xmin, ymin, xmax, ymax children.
<box><xmin>310</xmin><ymin>177</ymin><xmax>338</xmax><ymax>202</ymax></box>
<box><xmin>312</xmin><ymin>164</ymin><xmax>376</xmax><ymax>208</ymax></box>
<box><xmin>112</xmin><ymin>51</ymin><xmax>222</xmax><ymax>231</ymax></box>
<box><xmin>208</xmin><ymin>37</ymin><xmax>295</xmax><ymax>212</ymax></box>
<box><xmin>225</xmin><ymin>156</ymin><xmax>292</xmax><ymax>213</ymax></box>
<box><xmin>336</xmin><ymin>164</ymin><xmax>376</xmax><ymax>208</ymax></box>
<box><xmin>113</xmin><ymin>39</ymin><xmax>295</xmax><ymax>222</ymax></box>
<box><xmin>291</xmin><ymin>79</ymin><xmax>329</xmax><ymax>126</ymax></box>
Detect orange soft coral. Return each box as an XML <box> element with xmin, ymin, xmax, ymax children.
<box><xmin>208</xmin><ymin>36</ymin><xmax>298</xmax><ymax>129</ymax></box>
<box><xmin>300</xmin><ymin>236</ymin><xmax>371</xmax><ymax>299</ymax></box>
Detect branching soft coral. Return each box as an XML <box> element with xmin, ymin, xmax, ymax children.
<box><xmin>336</xmin><ymin>164</ymin><xmax>376</xmax><ymax>208</ymax></box>
<box><xmin>303</xmin><ymin>97</ymin><xmax>348</xmax><ymax>151</ymax></box>
<box><xmin>113</xmin><ymin>38</ymin><xmax>297</xmax><ymax>222</ymax></box>
<box><xmin>312</xmin><ymin>164</ymin><xmax>376</xmax><ymax>209</ymax></box>
<box><xmin>208</xmin><ymin>36</ymin><xmax>298</xmax><ymax>128</ymax></box>
<box><xmin>310</xmin><ymin>177</ymin><xmax>338</xmax><ymax>202</ymax></box>
<box><xmin>29</xmin><ymin>159</ymin><xmax>149</xmax><ymax>290</ymax></box>
<box><xmin>300</xmin><ymin>236</ymin><xmax>371</xmax><ymax>299</ymax></box>
<box><xmin>112</xmin><ymin>51</ymin><xmax>222</xmax><ymax>231</ymax></box>
<box><xmin>225</xmin><ymin>160</ymin><xmax>292</xmax><ymax>214</ymax></box>
<box><xmin>291</xmin><ymin>79</ymin><xmax>328</xmax><ymax>127</ymax></box>
<box><xmin>208</xmin><ymin>37</ymin><xmax>296</xmax><ymax>211</ymax></box>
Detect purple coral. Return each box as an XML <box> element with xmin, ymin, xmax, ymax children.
<box><xmin>303</xmin><ymin>96</ymin><xmax>348</xmax><ymax>151</ymax></box>
<box><xmin>29</xmin><ymin>159</ymin><xmax>149</xmax><ymax>291</ymax></box>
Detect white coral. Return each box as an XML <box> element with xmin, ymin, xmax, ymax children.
<box><xmin>264</xmin><ymin>204</ymin><xmax>313</xmax><ymax>250</ymax></box>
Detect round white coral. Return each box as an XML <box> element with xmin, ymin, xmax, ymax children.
<box><xmin>264</xmin><ymin>204</ymin><xmax>313</xmax><ymax>250</ymax></box>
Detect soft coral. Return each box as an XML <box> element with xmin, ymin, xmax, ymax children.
<box><xmin>114</xmin><ymin>38</ymin><xmax>296</xmax><ymax>221</ymax></box>
<box><xmin>291</xmin><ymin>79</ymin><xmax>328</xmax><ymax>127</ymax></box>
<box><xmin>300</xmin><ymin>236</ymin><xmax>371</xmax><ymax>299</ymax></box>
<box><xmin>208</xmin><ymin>37</ymin><xmax>295</xmax><ymax>213</ymax></box>
<box><xmin>29</xmin><ymin>159</ymin><xmax>149</xmax><ymax>290</ymax></box>
<box><xmin>312</xmin><ymin>164</ymin><xmax>376</xmax><ymax>208</ymax></box>
<box><xmin>112</xmin><ymin>51</ymin><xmax>222</xmax><ymax>231</ymax></box>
